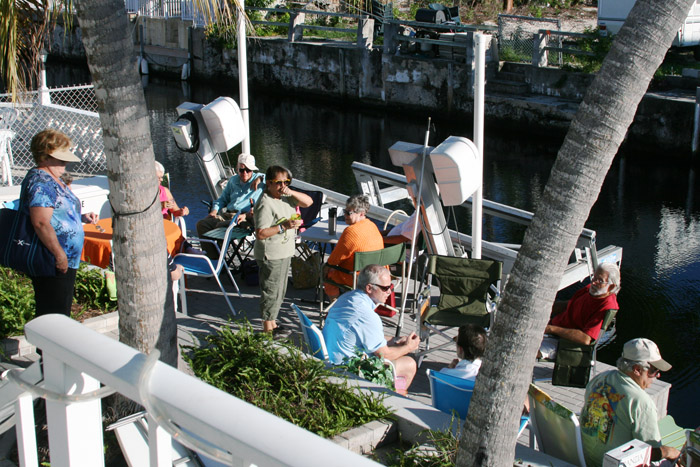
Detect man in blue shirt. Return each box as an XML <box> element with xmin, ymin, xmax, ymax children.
<box><xmin>195</xmin><ymin>153</ymin><xmax>265</xmax><ymax>259</ymax></box>
<box><xmin>323</xmin><ymin>264</ymin><xmax>419</xmax><ymax>395</ymax></box>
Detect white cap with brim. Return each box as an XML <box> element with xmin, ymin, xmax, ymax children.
<box><xmin>50</xmin><ymin>147</ymin><xmax>81</xmax><ymax>163</ymax></box>
<box><xmin>623</xmin><ymin>338</ymin><xmax>672</xmax><ymax>372</ymax></box>
<box><xmin>237</xmin><ymin>153</ymin><xmax>258</xmax><ymax>171</ymax></box>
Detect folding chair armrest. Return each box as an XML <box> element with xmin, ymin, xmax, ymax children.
<box><xmin>324</xmin><ymin>263</ymin><xmax>352</xmax><ymax>275</ymax></box>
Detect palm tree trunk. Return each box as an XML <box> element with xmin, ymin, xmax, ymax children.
<box><xmin>72</xmin><ymin>0</ymin><xmax>177</xmax><ymax>366</ymax></box>
<box><xmin>456</xmin><ymin>0</ymin><xmax>694</xmax><ymax>465</ymax></box>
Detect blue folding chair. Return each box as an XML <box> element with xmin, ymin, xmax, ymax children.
<box><xmin>173</xmin><ymin>217</ymin><xmax>242</xmax><ymax>316</ymax></box>
<box><xmin>291</xmin><ymin>303</ymin><xmax>329</xmax><ymax>361</ymax></box>
<box><xmin>428</xmin><ymin>369</ymin><xmax>529</xmax><ymax>435</ymax></box>
<box><xmin>2</xmin><ymin>199</ymin><xmax>19</xmax><ymax>210</ymax></box>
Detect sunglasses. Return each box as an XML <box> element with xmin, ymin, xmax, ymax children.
<box><xmin>238</xmin><ymin>167</ymin><xmax>252</xmax><ymax>174</ymax></box>
<box><xmin>372</xmin><ymin>283</ymin><xmax>393</xmax><ymax>292</ymax></box>
<box><xmin>270</xmin><ymin>179</ymin><xmax>291</xmax><ymax>186</ymax></box>
<box><xmin>647</xmin><ymin>366</ymin><xmax>661</xmax><ymax>378</ymax></box>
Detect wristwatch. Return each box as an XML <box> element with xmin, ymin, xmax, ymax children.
<box><xmin>278</xmin><ymin>224</ymin><xmax>285</xmax><ymax>234</ymax></box>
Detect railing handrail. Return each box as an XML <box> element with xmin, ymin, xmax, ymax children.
<box><xmin>21</xmin><ymin>315</ymin><xmax>380</xmax><ymax>467</ymax></box>
<box><xmin>247</xmin><ymin>6</ymin><xmax>365</xmax><ymax>20</ymax></box>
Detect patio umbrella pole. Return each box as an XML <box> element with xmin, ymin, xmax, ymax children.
<box><xmin>396</xmin><ymin>117</ymin><xmax>431</xmax><ymax>337</ymax></box>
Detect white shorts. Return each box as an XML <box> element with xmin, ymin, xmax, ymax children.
<box><xmin>539</xmin><ymin>336</ymin><xmax>559</xmax><ymax>360</ymax></box>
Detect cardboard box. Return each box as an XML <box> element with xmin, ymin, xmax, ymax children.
<box><xmin>603</xmin><ymin>439</ymin><xmax>652</xmax><ymax>467</ymax></box>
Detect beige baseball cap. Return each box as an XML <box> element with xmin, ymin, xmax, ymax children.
<box><xmin>238</xmin><ymin>153</ymin><xmax>258</xmax><ymax>171</ymax></box>
<box><xmin>623</xmin><ymin>338</ymin><xmax>672</xmax><ymax>372</ymax></box>
<box><xmin>50</xmin><ymin>147</ymin><xmax>81</xmax><ymax>163</ymax></box>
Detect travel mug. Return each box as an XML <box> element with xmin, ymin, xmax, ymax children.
<box><xmin>328</xmin><ymin>207</ymin><xmax>337</xmax><ymax>235</ymax></box>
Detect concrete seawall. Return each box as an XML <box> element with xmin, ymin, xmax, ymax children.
<box><xmin>49</xmin><ymin>17</ymin><xmax>699</xmax><ymax>155</ymax></box>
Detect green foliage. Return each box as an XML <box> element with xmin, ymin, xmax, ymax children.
<box><xmin>0</xmin><ymin>267</ymin><xmax>36</xmax><ymax>338</ymax></box>
<box><xmin>184</xmin><ymin>322</ymin><xmax>393</xmax><ymax>438</ymax></box>
<box><xmin>560</xmin><ymin>27</ymin><xmax>613</xmax><ymax>73</ymax></box>
<box><xmin>73</xmin><ymin>263</ymin><xmax>118</xmax><ymax>314</ymax></box>
<box><xmin>205</xmin><ymin>22</ymin><xmax>238</xmax><ymax>51</ymax></box>
<box><xmin>342</xmin><ymin>349</ymin><xmax>395</xmax><ymax>390</ymax></box>
<box><xmin>499</xmin><ymin>44</ymin><xmax>531</xmax><ymax>63</ymax></box>
<box><xmin>0</xmin><ymin>264</ymin><xmax>116</xmax><ymax>339</ymax></box>
<box><xmin>384</xmin><ymin>418</ymin><xmax>461</xmax><ymax>467</ymax></box>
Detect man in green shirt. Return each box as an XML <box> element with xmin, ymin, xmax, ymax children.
<box><xmin>580</xmin><ymin>338</ymin><xmax>680</xmax><ymax>466</ymax></box>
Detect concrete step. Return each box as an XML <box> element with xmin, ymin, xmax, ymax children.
<box><xmin>487</xmin><ymin>79</ymin><xmax>529</xmax><ymax>95</ymax></box>
<box><xmin>497</xmin><ymin>70</ymin><xmax>527</xmax><ymax>83</ymax></box>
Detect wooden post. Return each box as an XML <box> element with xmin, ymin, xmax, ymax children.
<box><xmin>288</xmin><ymin>11</ymin><xmax>306</xmax><ymax>42</ymax></box>
<box><xmin>357</xmin><ymin>16</ymin><xmax>374</xmax><ymax>49</ymax></box>
<box><xmin>532</xmin><ymin>32</ymin><xmax>548</xmax><ymax>67</ymax></box>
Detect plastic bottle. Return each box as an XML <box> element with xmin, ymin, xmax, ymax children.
<box><xmin>328</xmin><ymin>207</ymin><xmax>337</xmax><ymax>235</ymax></box>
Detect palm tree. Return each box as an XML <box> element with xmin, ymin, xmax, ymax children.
<box><xmin>456</xmin><ymin>0</ymin><xmax>695</xmax><ymax>465</ymax></box>
<box><xmin>1</xmin><ymin>0</ymin><xmax>244</xmax><ymax>367</ymax></box>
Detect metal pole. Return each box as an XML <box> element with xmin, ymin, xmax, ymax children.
<box><xmin>238</xmin><ymin>0</ymin><xmax>251</xmax><ymax>155</ymax></box>
<box><xmin>692</xmin><ymin>87</ymin><xmax>700</xmax><ymax>156</ymax></box>
<box><xmin>396</xmin><ymin>118</ymin><xmax>431</xmax><ymax>337</ymax></box>
<box><xmin>39</xmin><ymin>50</ymin><xmax>50</xmax><ymax>105</ymax></box>
<box><xmin>472</xmin><ymin>34</ymin><xmax>486</xmax><ymax>259</ymax></box>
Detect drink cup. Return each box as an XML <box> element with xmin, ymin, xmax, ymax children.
<box><xmin>329</xmin><ymin>207</ymin><xmax>337</xmax><ymax>235</ymax></box>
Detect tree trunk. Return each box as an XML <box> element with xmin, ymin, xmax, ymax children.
<box><xmin>72</xmin><ymin>0</ymin><xmax>177</xmax><ymax>366</ymax></box>
<box><xmin>456</xmin><ymin>0</ymin><xmax>694</xmax><ymax>465</ymax></box>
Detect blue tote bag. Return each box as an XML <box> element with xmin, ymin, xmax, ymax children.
<box><xmin>0</xmin><ymin>205</ymin><xmax>56</xmax><ymax>277</ymax></box>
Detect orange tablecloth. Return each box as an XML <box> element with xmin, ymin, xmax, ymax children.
<box><xmin>81</xmin><ymin>218</ymin><xmax>183</xmax><ymax>269</ymax></box>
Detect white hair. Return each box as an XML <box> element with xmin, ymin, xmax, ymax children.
<box><xmin>154</xmin><ymin>161</ymin><xmax>165</xmax><ymax>175</ymax></box>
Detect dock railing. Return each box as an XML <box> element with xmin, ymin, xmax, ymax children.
<box><xmin>248</xmin><ymin>6</ymin><xmax>375</xmax><ymax>48</ymax></box>
<box><xmin>532</xmin><ymin>29</ymin><xmax>596</xmax><ymax>67</ymax></box>
<box><xmin>350</xmin><ymin>161</ymin><xmax>622</xmax><ymax>288</ymax></box>
<box><xmin>2</xmin><ymin>314</ymin><xmax>379</xmax><ymax>466</ymax></box>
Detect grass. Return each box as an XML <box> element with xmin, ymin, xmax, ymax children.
<box><xmin>383</xmin><ymin>418</ymin><xmax>461</xmax><ymax>467</ymax></box>
<box><xmin>184</xmin><ymin>321</ymin><xmax>393</xmax><ymax>438</ymax></box>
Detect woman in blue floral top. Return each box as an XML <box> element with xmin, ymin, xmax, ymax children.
<box><xmin>21</xmin><ymin>129</ymin><xmax>99</xmax><ymax>317</ymax></box>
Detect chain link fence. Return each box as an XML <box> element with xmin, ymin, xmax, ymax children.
<box><xmin>0</xmin><ymin>84</ymin><xmax>105</xmax><ymax>187</ymax></box>
<box><xmin>497</xmin><ymin>14</ymin><xmax>562</xmax><ymax>66</ymax></box>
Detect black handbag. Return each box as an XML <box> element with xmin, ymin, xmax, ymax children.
<box><xmin>0</xmin><ymin>205</ymin><xmax>56</xmax><ymax>277</ymax></box>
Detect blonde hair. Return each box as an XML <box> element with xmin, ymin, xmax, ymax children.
<box><xmin>30</xmin><ymin>129</ymin><xmax>72</xmax><ymax>165</ymax></box>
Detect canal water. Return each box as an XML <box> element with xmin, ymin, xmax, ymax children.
<box><xmin>48</xmin><ymin>65</ymin><xmax>699</xmax><ymax>428</ymax></box>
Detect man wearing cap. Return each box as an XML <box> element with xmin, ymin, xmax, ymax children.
<box><xmin>580</xmin><ymin>338</ymin><xmax>680</xmax><ymax>467</ymax></box>
<box><xmin>195</xmin><ymin>153</ymin><xmax>265</xmax><ymax>259</ymax></box>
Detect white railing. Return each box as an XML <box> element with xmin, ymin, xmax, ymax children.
<box><xmin>3</xmin><ymin>315</ymin><xmax>379</xmax><ymax>466</ymax></box>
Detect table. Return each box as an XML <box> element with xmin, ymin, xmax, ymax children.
<box><xmin>82</xmin><ymin>218</ymin><xmax>183</xmax><ymax>269</ymax></box>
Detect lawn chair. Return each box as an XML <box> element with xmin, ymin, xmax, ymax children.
<box><xmin>1</xmin><ymin>199</ymin><xmax>19</xmax><ymax>210</ymax></box>
<box><xmin>527</xmin><ymin>383</ymin><xmax>586</xmax><ymax>467</ymax></box>
<box><xmin>539</xmin><ymin>308</ymin><xmax>618</xmax><ymax>388</ymax></box>
<box><xmin>290</xmin><ymin>185</ymin><xmax>324</xmax><ymax>231</ymax></box>
<box><xmin>323</xmin><ymin>243</ymin><xmax>406</xmax><ymax>330</ymax></box>
<box><xmin>173</xmin><ymin>218</ymin><xmax>242</xmax><ymax>316</ymax></box>
<box><xmin>416</xmin><ymin>255</ymin><xmax>502</xmax><ymax>367</ymax></box>
<box><xmin>201</xmin><ymin>222</ymin><xmax>254</xmax><ymax>272</ymax></box>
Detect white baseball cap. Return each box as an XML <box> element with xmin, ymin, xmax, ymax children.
<box><xmin>622</xmin><ymin>338</ymin><xmax>671</xmax><ymax>372</ymax></box>
<box><xmin>237</xmin><ymin>153</ymin><xmax>258</xmax><ymax>171</ymax></box>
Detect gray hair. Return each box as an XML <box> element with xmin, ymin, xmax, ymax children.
<box><xmin>346</xmin><ymin>194</ymin><xmax>370</xmax><ymax>214</ymax></box>
<box><xmin>597</xmin><ymin>262</ymin><xmax>621</xmax><ymax>294</ymax></box>
<box><xmin>154</xmin><ymin>161</ymin><xmax>165</xmax><ymax>176</ymax></box>
<box><xmin>358</xmin><ymin>264</ymin><xmax>387</xmax><ymax>289</ymax></box>
<box><xmin>617</xmin><ymin>357</ymin><xmax>648</xmax><ymax>374</ymax></box>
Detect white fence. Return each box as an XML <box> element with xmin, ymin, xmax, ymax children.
<box><xmin>1</xmin><ymin>315</ymin><xmax>379</xmax><ymax>466</ymax></box>
<box><xmin>0</xmin><ymin>84</ymin><xmax>105</xmax><ymax>186</ymax></box>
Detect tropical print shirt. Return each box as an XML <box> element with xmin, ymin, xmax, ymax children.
<box><xmin>21</xmin><ymin>168</ymin><xmax>84</xmax><ymax>269</ymax></box>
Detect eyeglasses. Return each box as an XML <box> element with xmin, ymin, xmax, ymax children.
<box><xmin>371</xmin><ymin>283</ymin><xmax>393</xmax><ymax>292</ymax></box>
<box><xmin>591</xmin><ymin>277</ymin><xmax>610</xmax><ymax>285</ymax></box>
<box><xmin>270</xmin><ymin>179</ymin><xmax>291</xmax><ymax>186</ymax></box>
<box><xmin>343</xmin><ymin>209</ymin><xmax>362</xmax><ymax>216</ymax></box>
<box><xmin>238</xmin><ymin>167</ymin><xmax>252</xmax><ymax>174</ymax></box>
<box><xmin>647</xmin><ymin>366</ymin><xmax>661</xmax><ymax>378</ymax></box>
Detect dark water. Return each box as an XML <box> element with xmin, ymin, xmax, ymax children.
<box><xmin>48</xmin><ymin>65</ymin><xmax>699</xmax><ymax>428</ymax></box>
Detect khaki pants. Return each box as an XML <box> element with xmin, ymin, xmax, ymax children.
<box><xmin>258</xmin><ymin>256</ymin><xmax>291</xmax><ymax>322</ymax></box>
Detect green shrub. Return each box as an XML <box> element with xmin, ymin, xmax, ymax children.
<box><xmin>342</xmin><ymin>350</ymin><xmax>396</xmax><ymax>390</ymax></box>
<box><xmin>0</xmin><ymin>267</ymin><xmax>36</xmax><ymax>339</ymax></box>
<box><xmin>384</xmin><ymin>419</ymin><xmax>461</xmax><ymax>467</ymax></box>
<box><xmin>184</xmin><ymin>322</ymin><xmax>393</xmax><ymax>438</ymax></box>
<box><xmin>0</xmin><ymin>264</ymin><xmax>116</xmax><ymax>339</ymax></box>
